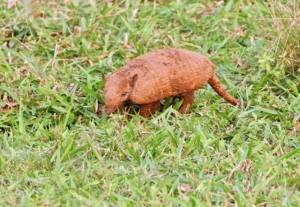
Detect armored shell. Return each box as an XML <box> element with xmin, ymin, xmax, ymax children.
<box><xmin>103</xmin><ymin>48</ymin><xmax>244</xmax><ymax>117</ymax></box>
<box><xmin>114</xmin><ymin>48</ymin><xmax>214</xmax><ymax>104</ymax></box>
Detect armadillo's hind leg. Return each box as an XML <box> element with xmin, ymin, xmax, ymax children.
<box><xmin>139</xmin><ymin>101</ymin><xmax>160</xmax><ymax>118</ymax></box>
<box><xmin>179</xmin><ymin>91</ymin><xmax>195</xmax><ymax>114</ymax></box>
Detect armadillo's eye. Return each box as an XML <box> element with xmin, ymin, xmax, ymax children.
<box><xmin>121</xmin><ymin>92</ymin><xmax>128</xmax><ymax>97</ymax></box>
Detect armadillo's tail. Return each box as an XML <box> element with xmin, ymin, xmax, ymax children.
<box><xmin>208</xmin><ymin>73</ymin><xmax>246</xmax><ymax>107</ymax></box>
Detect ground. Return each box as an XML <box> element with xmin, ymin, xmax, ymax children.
<box><xmin>0</xmin><ymin>0</ymin><xmax>299</xmax><ymax>206</ymax></box>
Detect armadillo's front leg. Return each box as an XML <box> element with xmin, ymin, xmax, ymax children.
<box><xmin>179</xmin><ymin>91</ymin><xmax>194</xmax><ymax>114</ymax></box>
<box><xmin>139</xmin><ymin>101</ymin><xmax>160</xmax><ymax>118</ymax></box>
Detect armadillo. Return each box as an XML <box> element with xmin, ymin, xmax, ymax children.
<box><xmin>102</xmin><ymin>48</ymin><xmax>245</xmax><ymax>117</ymax></box>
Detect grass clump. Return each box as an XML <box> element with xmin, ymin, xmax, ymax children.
<box><xmin>261</xmin><ymin>0</ymin><xmax>300</xmax><ymax>74</ymax></box>
<box><xmin>0</xmin><ymin>0</ymin><xmax>300</xmax><ymax>206</ymax></box>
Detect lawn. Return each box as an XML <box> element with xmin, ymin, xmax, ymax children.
<box><xmin>0</xmin><ymin>0</ymin><xmax>299</xmax><ymax>206</ymax></box>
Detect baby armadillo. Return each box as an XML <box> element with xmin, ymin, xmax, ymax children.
<box><xmin>102</xmin><ymin>48</ymin><xmax>245</xmax><ymax>117</ymax></box>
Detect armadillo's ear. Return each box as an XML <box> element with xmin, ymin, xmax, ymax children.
<box><xmin>102</xmin><ymin>73</ymin><xmax>106</xmax><ymax>82</ymax></box>
<box><xmin>129</xmin><ymin>74</ymin><xmax>138</xmax><ymax>86</ymax></box>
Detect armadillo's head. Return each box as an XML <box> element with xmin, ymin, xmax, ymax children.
<box><xmin>102</xmin><ymin>73</ymin><xmax>138</xmax><ymax>115</ymax></box>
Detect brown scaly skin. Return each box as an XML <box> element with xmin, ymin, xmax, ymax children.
<box><xmin>178</xmin><ymin>91</ymin><xmax>195</xmax><ymax>114</ymax></box>
<box><xmin>139</xmin><ymin>101</ymin><xmax>160</xmax><ymax>118</ymax></box>
<box><xmin>102</xmin><ymin>48</ymin><xmax>246</xmax><ymax>118</ymax></box>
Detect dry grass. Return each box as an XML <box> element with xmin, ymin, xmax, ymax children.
<box><xmin>264</xmin><ymin>1</ymin><xmax>300</xmax><ymax>74</ymax></box>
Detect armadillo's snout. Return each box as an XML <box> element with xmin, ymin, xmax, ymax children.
<box><xmin>104</xmin><ymin>104</ymin><xmax>118</xmax><ymax>115</ymax></box>
<box><xmin>105</xmin><ymin>107</ymin><xmax>115</xmax><ymax>115</ymax></box>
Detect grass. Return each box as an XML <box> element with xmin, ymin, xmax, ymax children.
<box><xmin>263</xmin><ymin>0</ymin><xmax>300</xmax><ymax>74</ymax></box>
<box><xmin>0</xmin><ymin>0</ymin><xmax>299</xmax><ymax>206</ymax></box>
